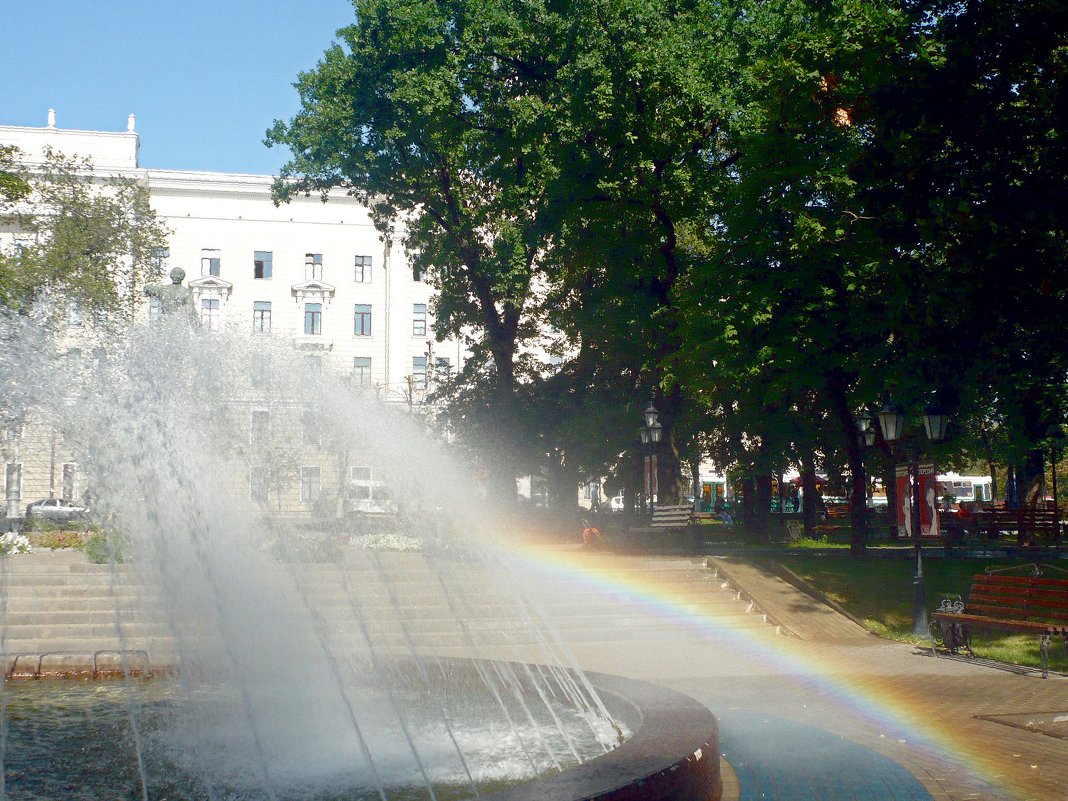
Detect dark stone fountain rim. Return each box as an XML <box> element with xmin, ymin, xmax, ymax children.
<box><xmin>468</xmin><ymin>663</ymin><xmax>721</xmax><ymax>801</ymax></box>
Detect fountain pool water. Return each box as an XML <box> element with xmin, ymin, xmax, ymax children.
<box><xmin>0</xmin><ymin>314</ymin><xmax>720</xmax><ymax>801</ymax></box>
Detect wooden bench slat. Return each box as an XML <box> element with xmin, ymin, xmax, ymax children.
<box><xmin>649</xmin><ymin>504</ymin><xmax>696</xmax><ymax>529</ymax></box>
<box><xmin>970</xmin><ymin>600</ymin><xmax>1068</xmax><ymax>620</ymax></box>
<box><xmin>978</xmin><ymin>575</ymin><xmax>1068</xmax><ymax>589</ymax></box>
<box><xmin>965</xmin><ymin>603</ymin><xmax>1068</xmax><ymax>623</ymax></box>
<box><xmin>970</xmin><ymin>581</ymin><xmax>1068</xmax><ymax>600</ymax></box>
<box><xmin>936</xmin><ymin>572</ymin><xmax>1068</xmax><ymax>645</ymax></box>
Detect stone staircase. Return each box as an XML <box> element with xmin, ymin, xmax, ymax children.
<box><xmin>1</xmin><ymin>547</ymin><xmax>780</xmax><ymax>676</ymax></box>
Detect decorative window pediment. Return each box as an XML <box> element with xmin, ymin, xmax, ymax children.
<box><xmin>292</xmin><ymin>280</ymin><xmax>336</xmax><ymax>305</ymax></box>
<box><xmin>188</xmin><ymin>275</ymin><xmax>234</xmax><ymax>297</ymax></box>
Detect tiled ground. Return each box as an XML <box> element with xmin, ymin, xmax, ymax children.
<box><xmin>522</xmin><ymin>547</ymin><xmax>1068</xmax><ymax>801</ymax></box>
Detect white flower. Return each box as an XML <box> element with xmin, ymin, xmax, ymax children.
<box><xmin>0</xmin><ymin>532</ymin><xmax>33</xmax><ymax>555</ymax></box>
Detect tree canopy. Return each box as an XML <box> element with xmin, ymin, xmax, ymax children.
<box><xmin>271</xmin><ymin>0</ymin><xmax>1068</xmax><ymax>534</ymax></box>
<box><xmin>1</xmin><ymin>147</ymin><xmax>169</xmax><ymax>324</ymax></box>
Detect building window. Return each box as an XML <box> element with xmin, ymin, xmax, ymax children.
<box><xmin>251</xmin><ymin>353</ymin><xmax>270</xmax><ymax>387</ymax></box>
<box><xmin>413</xmin><ymin>263</ymin><xmax>426</xmax><ymax>282</ymax></box>
<box><xmin>148</xmin><ymin>295</ymin><xmax>161</xmax><ymax>323</ymax></box>
<box><xmin>300</xmin><ymin>466</ymin><xmax>321</xmax><ymax>504</ymax></box>
<box><xmin>253</xmin><ymin>301</ymin><xmax>272</xmax><ymax>333</ymax></box>
<box><xmin>434</xmin><ymin>356</ymin><xmax>452</xmax><ymax>380</ymax></box>
<box><xmin>413</xmin><ymin>304</ymin><xmax>426</xmax><ymax>336</ymax></box>
<box><xmin>61</xmin><ymin>463</ymin><xmax>77</xmax><ymax>501</ymax></box>
<box><xmin>200</xmin><ymin>298</ymin><xmax>220</xmax><ymax>331</ymax></box>
<box><xmin>254</xmin><ymin>250</ymin><xmax>273</xmax><ymax>280</ymax></box>
<box><xmin>201</xmin><ymin>249</ymin><xmax>221</xmax><ymax>277</ymax></box>
<box><xmin>304</xmin><ymin>302</ymin><xmax>322</xmax><ymax>335</ymax></box>
<box><xmin>152</xmin><ymin>247</ymin><xmax>169</xmax><ymax>272</ymax></box>
<box><xmin>305</xmin><ymin>253</ymin><xmax>323</xmax><ymax>281</ymax></box>
<box><xmin>354</xmin><ymin>255</ymin><xmax>372</xmax><ymax>283</ymax></box>
<box><xmin>354</xmin><ymin>304</ymin><xmax>372</xmax><ymax>336</ymax></box>
<box><xmin>250</xmin><ymin>409</ymin><xmax>270</xmax><ymax>447</ymax></box>
<box><xmin>301</xmin><ymin>410</ymin><xmax>320</xmax><ymax>446</ymax></box>
<box><xmin>68</xmin><ymin>301</ymin><xmax>83</xmax><ymax>327</ymax></box>
<box><xmin>250</xmin><ymin>466</ymin><xmax>268</xmax><ymax>504</ymax></box>
<box><xmin>413</xmin><ymin>355</ymin><xmax>427</xmax><ymax>386</ymax></box>
<box><xmin>353</xmin><ymin>356</ymin><xmax>372</xmax><ymax>385</ymax></box>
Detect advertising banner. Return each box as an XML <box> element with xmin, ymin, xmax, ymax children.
<box><xmin>895</xmin><ymin>465</ymin><xmax>911</xmax><ymax>537</ymax></box>
<box><xmin>918</xmin><ymin>462</ymin><xmax>939</xmax><ymax>537</ymax></box>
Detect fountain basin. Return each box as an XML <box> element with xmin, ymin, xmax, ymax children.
<box><xmin>485</xmin><ymin>668</ymin><xmax>721</xmax><ymax>801</ymax></box>
<box><xmin>2</xmin><ymin>656</ymin><xmax>719</xmax><ymax>801</ymax></box>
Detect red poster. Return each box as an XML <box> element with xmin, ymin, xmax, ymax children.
<box><xmin>918</xmin><ymin>463</ymin><xmax>939</xmax><ymax>537</ymax></box>
<box><xmin>895</xmin><ymin>465</ymin><xmax>911</xmax><ymax>537</ymax></box>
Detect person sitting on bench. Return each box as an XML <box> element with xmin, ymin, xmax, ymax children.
<box><xmin>582</xmin><ymin>519</ymin><xmax>603</xmax><ymax>550</ymax></box>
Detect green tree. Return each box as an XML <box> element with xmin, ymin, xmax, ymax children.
<box><xmin>0</xmin><ymin>146</ymin><xmax>30</xmax><ymax>207</ymax></box>
<box><xmin>1</xmin><ymin>147</ymin><xmax>169</xmax><ymax>322</ymax></box>
<box><xmin>268</xmin><ymin>0</ymin><xmax>574</xmax><ymax>497</ymax></box>
<box><xmin>861</xmin><ymin>0</ymin><xmax>1068</xmax><ymax>507</ymax></box>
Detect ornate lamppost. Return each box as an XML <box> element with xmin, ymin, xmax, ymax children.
<box><xmin>639</xmin><ymin>403</ymin><xmax>663</xmax><ymax>515</ymax></box>
<box><xmin>877</xmin><ymin>401</ymin><xmax>949</xmax><ymax>636</ymax></box>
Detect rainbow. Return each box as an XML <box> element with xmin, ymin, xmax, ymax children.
<box><xmin>506</xmin><ymin>541</ymin><xmax>1021</xmax><ymax>800</ymax></box>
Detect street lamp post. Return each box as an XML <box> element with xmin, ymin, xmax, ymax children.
<box><xmin>639</xmin><ymin>403</ymin><xmax>663</xmax><ymax>516</ymax></box>
<box><xmin>877</xmin><ymin>401</ymin><xmax>949</xmax><ymax>637</ymax></box>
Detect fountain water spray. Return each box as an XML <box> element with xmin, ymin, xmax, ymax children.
<box><xmin>0</xmin><ymin>312</ymin><xmax>624</xmax><ymax>800</ymax></box>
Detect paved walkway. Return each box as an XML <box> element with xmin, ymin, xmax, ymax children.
<box><xmin>5</xmin><ymin>545</ymin><xmax>1067</xmax><ymax>800</ymax></box>
<box><xmin>521</xmin><ymin>546</ymin><xmax>1068</xmax><ymax>801</ymax></box>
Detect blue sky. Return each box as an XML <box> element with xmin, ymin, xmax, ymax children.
<box><xmin>1</xmin><ymin>1</ymin><xmax>356</xmax><ymax>174</ymax></box>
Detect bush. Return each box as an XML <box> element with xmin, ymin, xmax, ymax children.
<box><xmin>27</xmin><ymin>528</ymin><xmax>89</xmax><ymax>550</ymax></box>
<box><xmin>268</xmin><ymin>531</ymin><xmax>343</xmax><ymax>563</ymax></box>
<box><xmin>84</xmin><ymin>531</ymin><xmax>125</xmax><ymax>564</ymax></box>
<box><xmin>25</xmin><ymin>516</ymin><xmax>92</xmax><ymax>533</ymax></box>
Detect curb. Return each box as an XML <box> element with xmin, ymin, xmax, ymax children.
<box><xmin>766</xmin><ymin>561</ymin><xmax>878</xmax><ymax>636</ymax></box>
<box><xmin>703</xmin><ymin>557</ymin><xmax>797</xmax><ymax>639</ymax></box>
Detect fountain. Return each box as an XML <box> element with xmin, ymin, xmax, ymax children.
<box><xmin>0</xmin><ymin>313</ymin><xmax>720</xmax><ymax>800</ymax></box>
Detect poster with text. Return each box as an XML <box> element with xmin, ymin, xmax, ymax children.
<box><xmin>896</xmin><ymin>465</ymin><xmax>911</xmax><ymax>537</ymax></box>
<box><xmin>918</xmin><ymin>463</ymin><xmax>939</xmax><ymax>537</ymax></box>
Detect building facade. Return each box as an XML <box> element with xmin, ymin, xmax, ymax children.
<box><xmin>1</xmin><ymin>113</ymin><xmax>466</xmax><ymax>519</ymax></box>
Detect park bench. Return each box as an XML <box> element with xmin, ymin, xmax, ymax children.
<box><xmin>625</xmin><ymin>504</ymin><xmax>701</xmax><ymax>552</ymax></box>
<box><xmin>650</xmin><ymin>504</ymin><xmax>697</xmax><ymax>529</ymax></box>
<box><xmin>971</xmin><ymin>507</ymin><xmax>1062</xmax><ymax>545</ymax></box>
<box><xmin>931</xmin><ymin>568</ymin><xmax>1068</xmax><ymax>677</ymax></box>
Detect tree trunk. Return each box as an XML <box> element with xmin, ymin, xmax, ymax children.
<box><xmin>652</xmin><ymin>385</ymin><xmax>687</xmax><ymax>504</ymax></box>
<box><xmin>884</xmin><ymin>461</ymin><xmax>899</xmax><ymax>540</ymax></box>
<box><xmin>690</xmin><ymin>458</ymin><xmax>701</xmax><ymax>514</ymax></box>
<box><xmin>981</xmin><ymin>426</ymin><xmax>999</xmax><ymax>501</ymax></box>
<box><xmin>1006</xmin><ymin>464</ymin><xmax>1018</xmax><ymax>508</ymax></box>
<box><xmin>825</xmin><ymin>369</ymin><xmax>866</xmax><ymax>557</ymax></box>
<box><xmin>755</xmin><ymin>473</ymin><xmax>773</xmax><ymax>540</ymax></box>
<box><xmin>739</xmin><ymin>474</ymin><xmax>755</xmax><ymax>527</ymax></box>
<box><xmin>1017</xmin><ymin>448</ymin><xmax>1046</xmax><ymax>507</ymax></box>
<box><xmin>800</xmin><ymin>456</ymin><xmax>818</xmax><ymax>537</ymax></box>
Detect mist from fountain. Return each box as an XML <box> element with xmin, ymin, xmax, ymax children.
<box><xmin>0</xmin><ymin>313</ymin><xmax>624</xmax><ymax>800</ymax></box>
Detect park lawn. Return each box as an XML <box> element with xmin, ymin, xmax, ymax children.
<box><xmin>779</xmin><ymin>553</ymin><xmax>1068</xmax><ymax>674</ymax></box>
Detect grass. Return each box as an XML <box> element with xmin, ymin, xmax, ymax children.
<box><xmin>778</xmin><ymin>553</ymin><xmax>1068</xmax><ymax>673</ymax></box>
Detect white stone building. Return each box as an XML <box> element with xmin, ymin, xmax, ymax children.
<box><xmin>1</xmin><ymin>113</ymin><xmax>467</xmax><ymax>519</ymax></box>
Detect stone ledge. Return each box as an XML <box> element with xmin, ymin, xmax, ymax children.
<box><xmin>3</xmin><ymin>650</ymin><xmax>152</xmax><ymax>679</ymax></box>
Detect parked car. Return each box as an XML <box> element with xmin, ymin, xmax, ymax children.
<box><xmin>25</xmin><ymin>498</ymin><xmax>89</xmax><ymax>522</ymax></box>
